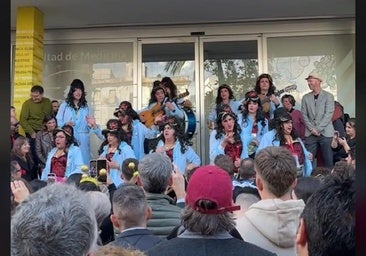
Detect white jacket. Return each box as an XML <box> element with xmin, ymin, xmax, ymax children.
<box><xmin>235</xmin><ymin>199</ymin><xmax>305</xmax><ymax>256</ymax></box>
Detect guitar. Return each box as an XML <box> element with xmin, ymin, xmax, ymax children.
<box><xmin>139</xmin><ymin>89</ymin><xmax>190</xmax><ymax>128</ymax></box>
<box><xmin>259</xmin><ymin>84</ymin><xmax>297</xmax><ymax>113</ymax></box>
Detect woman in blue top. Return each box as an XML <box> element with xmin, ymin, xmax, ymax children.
<box><xmin>257</xmin><ymin>112</ymin><xmax>313</xmax><ymax>176</ymax></box>
<box><xmin>153</xmin><ymin>116</ymin><xmax>201</xmax><ymax>175</ymax></box>
<box><xmin>41</xmin><ymin>126</ymin><xmax>83</xmax><ymax>181</ymax></box>
<box><xmin>56</xmin><ymin>79</ymin><xmax>94</xmax><ymax>164</ymax></box>
<box><xmin>207</xmin><ymin>84</ymin><xmax>241</xmax><ymax>130</ymax></box>
<box><xmin>99</xmin><ymin>129</ymin><xmax>136</xmax><ymax>187</ymax></box>
<box><xmin>117</xmin><ymin>108</ymin><xmax>161</xmax><ymax>160</ymax></box>
<box><xmin>238</xmin><ymin>90</ymin><xmax>268</xmax><ymax>159</ymax></box>
<box><xmin>209</xmin><ymin>111</ymin><xmax>248</xmax><ymax>172</ymax></box>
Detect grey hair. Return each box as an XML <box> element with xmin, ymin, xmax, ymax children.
<box><xmin>87</xmin><ymin>191</ymin><xmax>112</xmax><ymax>228</ymax></box>
<box><xmin>138</xmin><ymin>152</ymin><xmax>173</xmax><ymax>193</ymax></box>
<box><xmin>112</xmin><ymin>183</ymin><xmax>148</xmax><ymax>228</ymax></box>
<box><xmin>181</xmin><ymin>204</ymin><xmax>235</xmax><ymax>235</ymax></box>
<box><xmin>11</xmin><ymin>183</ymin><xmax>98</xmax><ymax>256</ymax></box>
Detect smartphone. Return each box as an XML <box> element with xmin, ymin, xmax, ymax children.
<box><xmin>89</xmin><ymin>160</ymin><xmax>97</xmax><ymax>177</ymax></box>
<box><xmin>89</xmin><ymin>159</ymin><xmax>108</xmax><ymax>182</ymax></box>
<box><xmin>47</xmin><ymin>173</ymin><xmax>57</xmax><ymax>185</ymax></box>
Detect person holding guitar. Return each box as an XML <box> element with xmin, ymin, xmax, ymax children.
<box><xmin>254</xmin><ymin>73</ymin><xmax>281</xmax><ymax>120</ymax></box>
<box><xmin>139</xmin><ymin>85</ymin><xmax>186</xmax><ymax>127</ymax></box>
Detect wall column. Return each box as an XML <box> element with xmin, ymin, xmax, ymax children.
<box><xmin>13</xmin><ymin>7</ymin><xmax>44</xmax><ymax>121</ymax></box>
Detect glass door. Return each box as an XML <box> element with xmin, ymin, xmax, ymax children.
<box><xmin>200</xmin><ymin>36</ymin><xmax>261</xmax><ymax>164</ymax></box>
<box><xmin>138</xmin><ymin>38</ymin><xmax>200</xmax><ymax>155</ymax></box>
<box><xmin>139</xmin><ymin>36</ymin><xmax>261</xmax><ymax>166</ymax></box>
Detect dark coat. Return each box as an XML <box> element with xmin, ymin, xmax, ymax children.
<box><xmin>111</xmin><ymin>228</ymin><xmax>162</xmax><ymax>252</ymax></box>
<box><xmin>147</xmin><ymin>237</ymin><xmax>277</xmax><ymax>256</ymax></box>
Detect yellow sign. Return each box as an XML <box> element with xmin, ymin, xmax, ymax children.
<box><xmin>13</xmin><ymin>7</ymin><xmax>44</xmax><ymax>135</ymax></box>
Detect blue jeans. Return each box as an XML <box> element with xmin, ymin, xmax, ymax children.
<box><xmin>305</xmin><ymin>135</ymin><xmax>333</xmax><ymax>169</ymax></box>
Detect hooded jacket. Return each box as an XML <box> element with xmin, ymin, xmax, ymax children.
<box><xmin>235</xmin><ymin>199</ymin><xmax>305</xmax><ymax>256</ymax></box>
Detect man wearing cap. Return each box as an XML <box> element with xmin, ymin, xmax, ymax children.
<box><xmin>301</xmin><ymin>73</ymin><xmax>334</xmax><ymax>169</ymax></box>
<box><xmin>147</xmin><ymin>165</ymin><xmax>276</xmax><ymax>256</ymax></box>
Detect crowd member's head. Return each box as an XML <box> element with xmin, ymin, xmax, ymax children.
<box><xmin>105</xmin><ymin>118</ymin><xmax>122</xmax><ymax>130</ymax></box>
<box><xmin>79</xmin><ymin>176</ymin><xmax>101</xmax><ymax>192</ymax></box>
<box><xmin>233</xmin><ymin>192</ymin><xmax>260</xmax><ymax>219</ymax></box>
<box><xmin>346</xmin><ymin>146</ymin><xmax>356</xmax><ymax>170</ymax></box>
<box><xmin>345</xmin><ymin>117</ymin><xmax>356</xmax><ymax>139</ymax></box>
<box><xmin>138</xmin><ymin>153</ymin><xmax>173</xmax><ymax>194</ymax></box>
<box><xmin>11</xmin><ymin>116</ymin><xmax>20</xmax><ymax>135</ymax></box>
<box><xmin>11</xmin><ymin>136</ymin><xmax>32</xmax><ymax>162</ymax></box>
<box><xmin>118</xmin><ymin>101</ymin><xmax>133</xmax><ymax>111</ymax></box>
<box><xmin>66</xmin><ymin>78</ymin><xmax>88</xmax><ymax>107</ymax></box>
<box><xmin>214</xmin><ymin>154</ymin><xmax>235</xmax><ymax>178</ymax></box>
<box><xmin>281</xmin><ymin>94</ymin><xmax>296</xmax><ymax>111</ymax></box>
<box><xmin>29</xmin><ymin>179</ymin><xmax>47</xmax><ymax>192</ymax></box>
<box><xmin>121</xmin><ymin>158</ymin><xmax>139</xmax><ymax>182</ymax></box>
<box><xmin>311</xmin><ymin>166</ymin><xmax>331</xmax><ymax>178</ymax></box>
<box><xmin>88</xmin><ymin>191</ymin><xmax>111</xmax><ymax>229</ymax></box>
<box><xmin>42</xmin><ymin>113</ymin><xmax>57</xmax><ymax>132</ymax></box>
<box><xmin>10</xmin><ymin>160</ymin><xmax>22</xmax><ymax>180</ymax></box>
<box><xmin>215</xmin><ymin>111</ymin><xmax>241</xmax><ymax>139</ymax></box>
<box><xmin>292</xmin><ymin>176</ymin><xmax>322</xmax><ymax>203</ymax></box>
<box><xmin>11</xmin><ymin>105</ymin><xmax>16</xmax><ymax>117</ymax></box>
<box><xmin>30</xmin><ymin>85</ymin><xmax>45</xmax><ymax>103</ymax></box>
<box><xmin>53</xmin><ymin>127</ymin><xmax>77</xmax><ymax>150</ymax></box>
<box><xmin>160</xmin><ymin>76</ymin><xmax>178</xmax><ymax>98</ymax></box>
<box><xmin>296</xmin><ymin>176</ymin><xmax>355</xmax><ymax>256</ymax></box>
<box><xmin>149</xmin><ymin>85</ymin><xmax>167</xmax><ymax>105</ymax></box>
<box><xmin>215</xmin><ymin>84</ymin><xmax>235</xmax><ymax>105</ymax></box>
<box><xmin>254</xmin><ymin>146</ymin><xmax>297</xmax><ymax>199</ymax></box>
<box><xmin>254</xmin><ymin>73</ymin><xmax>276</xmax><ymax>96</ymax></box>
<box><xmin>11</xmin><ymin>183</ymin><xmax>98</xmax><ymax>256</ymax></box>
<box><xmin>183</xmin><ymin>165</ymin><xmax>240</xmax><ymax>235</ymax></box>
<box><xmin>331</xmin><ymin>160</ymin><xmax>355</xmax><ymax>180</ymax></box>
<box><xmin>159</xmin><ymin>116</ymin><xmax>189</xmax><ymax>154</ymax></box>
<box><xmin>93</xmin><ymin>244</ymin><xmax>145</xmax><ymax>256</ymax></box>
<box><xmin>268</xmin><ymin>107</ymin><xmax>288</xmax><ymax>130</ymax></box>
<box><xmin>238</xmin><ymin>158</ymin><xmax>255</xmax><ymax>180</ymax></box>
<box><xmin>51</xmin><ymin>100</ymin><xmax>60</xmax><ymax>114</ymax></box>
<box><xmin>110</xmin><ymin>183</ymin><xmax>151</xmax><ymax>231</ymax></box>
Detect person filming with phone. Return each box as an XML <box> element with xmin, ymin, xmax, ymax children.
<box><xmin>331</xmin><ymin>118</ymin><xmax>356</xmax><ymax>164</ymax></box>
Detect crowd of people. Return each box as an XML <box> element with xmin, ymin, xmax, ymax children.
<box><xmin>10</xmin><ymin>73</ymin><xmax>355</xmax><ymax>255</ymax></box>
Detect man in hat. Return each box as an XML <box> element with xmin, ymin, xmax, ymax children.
<box><xmin>301</xmin><ymin>73</ymin><xmax>334</xmax><ymax>169</ymax></box>
<box><xmin>147</xmin><ymin>165</ymin><xmax>276</xmax><ymax>256</ymax></box>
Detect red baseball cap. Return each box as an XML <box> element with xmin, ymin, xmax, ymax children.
<box><xmin>186</xmin><ymin>165</ymin><xmax>240</xmax><ymax>214</ymax></box>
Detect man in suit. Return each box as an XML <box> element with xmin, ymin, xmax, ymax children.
<box><xmin>301</xmin><ymin>73</ymin><xmax>334</xmax><ymax>169</ymax></box>
<box><xmin>110</xmin><ymin>183</ymin><xmax>162</xmax><ymax>252</ymax></box>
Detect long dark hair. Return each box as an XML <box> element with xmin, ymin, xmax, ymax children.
<box><xmin>148</xmin><ymin>86</ymin><xmax>167</xmax><ymax>105</ymax></box>
<box><xmin>241</xmin><ymin>90</ymin><xmax>267</xmax><ymax>136</ymax></box>
<box><xmin>254</xmin><ymin>73</ymin><xmax>276</xmax><ymax>96</ymax></box>
<box><xmin>158</xmin><ymin>117</ymin><xmax>190</xmax><ymax>154</ymax></box>
<box><xmin>160</xmin><ymin>76</ymin><xmax>178</xmax><ymax>99</ymax></box>
<box><xmin>65</xmin><ymin>79</ymin><xmax>88</xmax><ymax>109</ymax></box>
<box><xmin>42</xmin><ymin>114</ymin><xmax>57</xmax><ymax>131</ymax></box>
<box><xmin>273</xmin><ymin>113</ymin><xmax>298</xmax><ymax>145</ymax></box>
<box><xmin>215</xmin><ymin>84</ymin><xmax>235</xmax><ymax>105</ymax></box>
<box><xmin>215</xmin><ymin>112</ymin><xmax>242</xmax><ymax>144</ymax></box>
